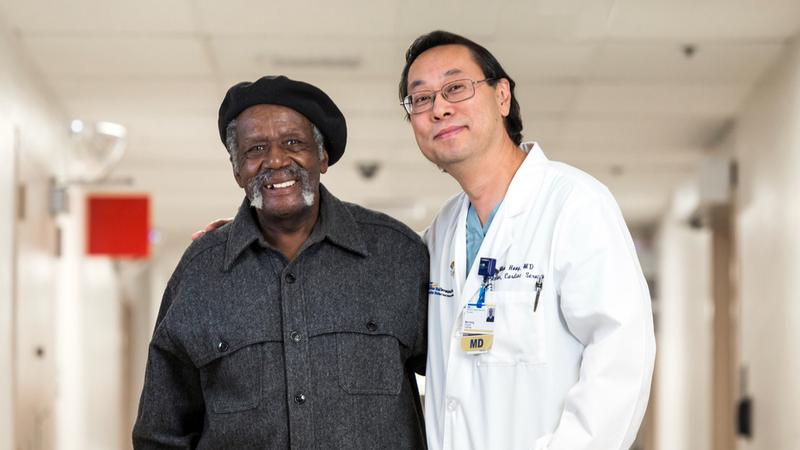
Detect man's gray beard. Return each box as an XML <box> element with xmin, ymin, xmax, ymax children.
<box><xmin>247</xmin><ymin>165</ymin><xmax>315</xmax><ymax>210</ymax></box>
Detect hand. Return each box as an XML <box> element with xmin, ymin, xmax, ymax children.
<box><xmin>191</xmin><ymin>218</ymin><xmax>232</xmax><ymax>240</ymax></box>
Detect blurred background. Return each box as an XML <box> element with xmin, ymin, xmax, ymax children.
<box><xmin>1</xmin><ymin>0</ymin><xmax>799</xmax><ymax>449</ymax></box>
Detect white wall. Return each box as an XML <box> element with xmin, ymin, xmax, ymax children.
<box><xmin>54</xmin><ymin>189</ymin><xmax>125</xmax><ymax>450</ymax></box>
<box><xmin>655</xmin><ymin>184</ymin><xmax>713</xmax><ymax>450</ymax></box>
<box><xmin>0</xmin><ymin>85</ymin><xmax>16</xmax><ymax>450</ymax></box>
<box><xmin>734</xmin><ymin>36</ymin><xmax>800</xmax><ymax>450</ymax></box>
<box><xmin>54</xmin><ymin>191</ymin><xmax>87</xmax><ymax>450</ymax></box>
<box><xmin>0</xmin><ymin>12</ymin><xmax>67</xmax><ymax>449</ymax></box>
<box><xmin>82</xmin><ymin>258</ymin><xmax>124</xmax><ymax>450</ymax></box>
<box><xmin>118</xmin><ymin>260</ymin><xmax>156</xmax><ymax>446</ymax></box>
<box><xmin>0</xmin><ymin>12</ymin><xmax>129</xmax><ymax>449</ymax></box>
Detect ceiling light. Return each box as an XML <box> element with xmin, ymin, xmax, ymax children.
<box><xmin>271</xmin><ymin>55</ymin><xmax>362</xmax><ymax>69</ymax></box>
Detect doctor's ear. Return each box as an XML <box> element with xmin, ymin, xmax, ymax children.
<box><xmin>494</xmin><ymin>78</ymin><xmax>511</xmax><ymax>115</ymax></box>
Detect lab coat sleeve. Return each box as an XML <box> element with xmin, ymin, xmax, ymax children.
<box><xmin>132</xmin><ymin>275</ymin><xmax>205</xmax><ymax>449</ymax></box>
<box><xmin>546</xmin><ymin>188</ymin><xmax>656</xmax><ymax>450</ymax></box>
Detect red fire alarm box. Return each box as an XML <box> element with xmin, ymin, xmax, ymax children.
<box><xmin>87</xmin><ymin>194</ymin><xmax>150</xmax><ymax>258</ymax></box>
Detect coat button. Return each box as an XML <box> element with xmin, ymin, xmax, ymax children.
<box><xmin>294</xmin><ymin>392</ymin><xmax>306</xmax><ymax>404</ymax></box>
<box><xmin>217</xmin><ymin>339</ymin><xmax>229</xmax><ymax>353</ymax></box>
<box><xmin>285</xmin><ymin>273</ymin><xmax>296</xmax><ymax>284</ymax></box>
<box><xmin>289</xmin><ymin>331</ymin><xmax>302</xmax><ymax>343</ymax></box>
<box><xmin>447</xmin><ymin>399</ymin><xmax>458</xmax><ymax>411</ymax></box>
<box><xmin>366</xmin><ymin>321</ymin><xmax>378</xmax><ymax>332</ymax></box>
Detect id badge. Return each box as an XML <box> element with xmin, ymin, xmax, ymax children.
<box><xmin>460</xmin><ymin>303</ymin><xmax>497</xmax><ymax>354</ymax></box>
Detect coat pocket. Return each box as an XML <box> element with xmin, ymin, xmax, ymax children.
<box><xmin>198</xmin><ymin>340</ymin><xmax>265</xmax><ymax>414</ymax></box>
<box><xmin>185</xmin><ymin>334</ymin><xmax>282</xmax><ymax>414</ymax></box>
<box><xmin>308</xmin><ymin>305</ymin><xmax>416</xmax><ymax>396</ymax></box>
<box><xmin>335</xmin><ymin>332</ymin><xmax>403</xmax><ymax>395</ymax></box>
<box><xmin>482</xmin><ymin>291</ymin><xmax>547</xmax><ymax>365</ymax></box>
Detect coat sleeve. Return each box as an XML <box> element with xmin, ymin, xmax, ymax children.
<box><xmin>407</xmin><ymin>243</ymin><xmax>430</xmax><ymax>376</ymax></box>
<box><xmin>132</xmin><ymin>276</ymin><xmax>205</xmax><ymax>449</ymax></box>
<box><xmin>544</xmin><ymin>188</ymin><xmax>656</xmax><ymax>450</ymax></box>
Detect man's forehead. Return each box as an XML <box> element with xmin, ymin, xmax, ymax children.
<box><xmin>409</xmin><ymin>68</ymin><xmax>465</xmax><ymax>90</ymax></box>
<box><xmin>238</xmin><ymin>104</ymin><xmax>313</xmax><ymax>129</ymax></box>
<box><xmin>236</xmin><ymin>106</ymin><xmax>316</xmax><ymax>144</ymax></box>
<box><xmin>407</xmin><ymin>45</ymin><xmax>479</xmax><ymax>89</ymax></box>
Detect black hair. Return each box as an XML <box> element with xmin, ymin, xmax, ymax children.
<box><xmin>398</xmin><ymin>30</ymin><xmax>523</xmax><ymax>145</ymax></box>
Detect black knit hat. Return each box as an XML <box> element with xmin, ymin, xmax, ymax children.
<box><xmin>218</xmin><ymin>75</ymin><xmax>347</xmax><ymax>165</ymax></box>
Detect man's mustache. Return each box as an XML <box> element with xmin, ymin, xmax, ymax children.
<box><xmin>248</xmin><ymin>164</ymin><xmax>308</xmax><ymax>189</ymax></box>
<box><xmin>246</xmin><ymin>162</ymin><xmax>316</xmax><ymax>210</ymax></box>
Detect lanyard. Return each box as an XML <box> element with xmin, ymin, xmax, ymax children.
<box><xmin>475</xmin><ymin>257</ymin><xmax>497</xmax><ymax>308</ymax></box>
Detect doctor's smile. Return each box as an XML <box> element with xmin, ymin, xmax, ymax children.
<box><xmin>434</xmin><ymin>125</ymin><xmax>466</xmax><ymax>140</ymax></box>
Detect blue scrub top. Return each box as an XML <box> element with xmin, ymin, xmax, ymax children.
<box><xmin>466</xmin><ymin>201</ymin><xmax>502</xmax><ymax>275</ymax></box>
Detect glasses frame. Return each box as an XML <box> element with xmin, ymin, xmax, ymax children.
<box><xmin>402</xmin><ymin>77</ymin><xmax>496</xmax><ymax>115</ymax></box>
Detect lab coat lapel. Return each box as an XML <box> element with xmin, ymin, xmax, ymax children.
<box><xmin>448</xmin><ymin>195</ymin><xmax>469</xmax><ymax>303</ymax></box>
<box><xmin>460</xmin><ymin>203</ymin><xmax>514</xmax><ymax>306</ymax></box>
<box><xmin>460</xmin><ymin>143</ymin><xmax>548</xmax><ymax>305</ymax></box>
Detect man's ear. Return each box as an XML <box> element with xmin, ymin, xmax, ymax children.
<box><xmin>232</xmin><ymin>159</ymin><xmax>245</xmax><ymax>188</ymax></box>
<box><xmin>495</xmin><ymin>78</ymin><xmax>511</xmax><ymax>117</ymax></box>
<box><xmin>319</xmin><ymin>149</ymin><xmax>329</xmax><ymax>174</ymax></box>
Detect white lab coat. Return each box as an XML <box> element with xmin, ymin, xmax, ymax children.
<box><xmin>423</xmin><ymin>143</ymin><xmax>655</xmax><ymax>450</ymax></box>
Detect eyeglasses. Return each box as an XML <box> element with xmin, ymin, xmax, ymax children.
<box><xmin>402</xmin><ymin>78</ymin><xmax>495</xmax><ymax>115</ymax></box>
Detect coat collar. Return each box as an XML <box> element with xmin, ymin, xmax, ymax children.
<box><xmin>457</xmin><ymin>142</ymin><xmax>548</xmax><ymax>300</ymax></box>
<box><xmin>222</xmin><ymin>184</ymin><xmax>368</xmax><ymax>271</ymax></box>
<box><xmin>501</xmin><ymin>141</ymin><xmax>548</xmax><ymax>218</ymax></box>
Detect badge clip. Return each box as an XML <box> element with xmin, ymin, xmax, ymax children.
<box><xmin>476</xmin><ymin>257</ymin><xmax>497</xmax><ymax>308</ymax></box>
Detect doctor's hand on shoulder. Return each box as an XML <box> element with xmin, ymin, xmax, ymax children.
<box><xmin>191</xmin><ymin>218</ymin><xmax>231</xmax><ymax>240</ymax></box>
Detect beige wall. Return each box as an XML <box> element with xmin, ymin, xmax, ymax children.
<box><xmin>735</xmin><ymin>36</ymin><xmax>800</xmax><ymax>450</ymax></box>
<box><xmin>0</xmin><ymin>93</ymin><xmax>16</xmax><ymax>450</ymax></box>
<box><xmin>0</xmin><ymin>13</ymin><xmax>66</xmax><ymax>449</ymax></box>
<box><xmin>653</xmin><ymin>34</ymin><xmax>800</xmax><ymax>450</ymax></box>
<box><xmin>0</xmin><ymin>13</ymin><xmax>130</xmax><ymax>449</ymax></box>
<box><xmin>53</xmin><ymin>190</ymin><xmax>126</xmax><ymax>450</ymax></box>
<box><xmin>0</xmin><ymin>14</ymin><xmax>178</xmax><ymax>446</ymax></box>
<box><xmin>82</xmin><ymin>259</ymin><xmax>124</xmax><ymax>450</ymax></box>
<box><xmin>654</xmin><ymin>184</ymin><xmax>714</xmax><ymax>450</ymax></box>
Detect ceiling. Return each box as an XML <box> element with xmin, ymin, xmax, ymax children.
<box><xmin>2</xmin><ymin>0</ymin><xmax>798</xmax><ymax>240</ymax></box>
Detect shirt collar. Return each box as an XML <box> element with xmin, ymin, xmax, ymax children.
<box><xmin>223</xmin><ymin>184</ymin><xmax>368</xmax><ymax>271</ymax></box>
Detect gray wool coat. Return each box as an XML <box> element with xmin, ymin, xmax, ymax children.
<box><xmin>133</xmin><ymin>186</ymin><xmax>428</xmax><ymax>449</ymax></box>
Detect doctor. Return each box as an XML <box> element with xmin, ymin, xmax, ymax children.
<box><xmin>399</xmin><ymin>31</ymin><xmax>656</xmax><ymax>450</ymax></box>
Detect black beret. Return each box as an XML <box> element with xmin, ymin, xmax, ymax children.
<box><xmin>218</xmin><ymin>75</ymin><xmax>347</xmax><ymax>165</ymax></box>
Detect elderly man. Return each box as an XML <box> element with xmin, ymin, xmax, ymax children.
<box><xmin>399</xmin><ymin>31</ymin><xmax>656</xmax><ymax>450</ymax></box>
<box><xmin>133</xmin><ymin>76</ymin><xmax>428</xmax><ymax>449</ymax></box>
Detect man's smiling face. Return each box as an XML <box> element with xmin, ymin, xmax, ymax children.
<box><xmin>233</xmin><ymin>104</ymin><xmax>328</xmax><ymax>221</ymax></box>
<box><xmin>405</xmin><ymin>44</ymin><xmax>511</xmax><ymax>170</ymax></box>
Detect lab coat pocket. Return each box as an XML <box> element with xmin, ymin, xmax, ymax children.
<box><xmin>484</xmin><ymin>291</ymin><xmax>547</xmax><ymax>365</ymax></box>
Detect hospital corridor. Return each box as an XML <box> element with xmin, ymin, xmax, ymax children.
<box><xmin>1</xmin><ymin>1</ymin><xmax>800</xmax><ymax>449</ymax></box>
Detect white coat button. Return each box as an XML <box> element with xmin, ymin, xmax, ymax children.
<box><xmin>447</xmin><ymin>399</ymin><xmax>458</xmax><ymax>411</ymax></box>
